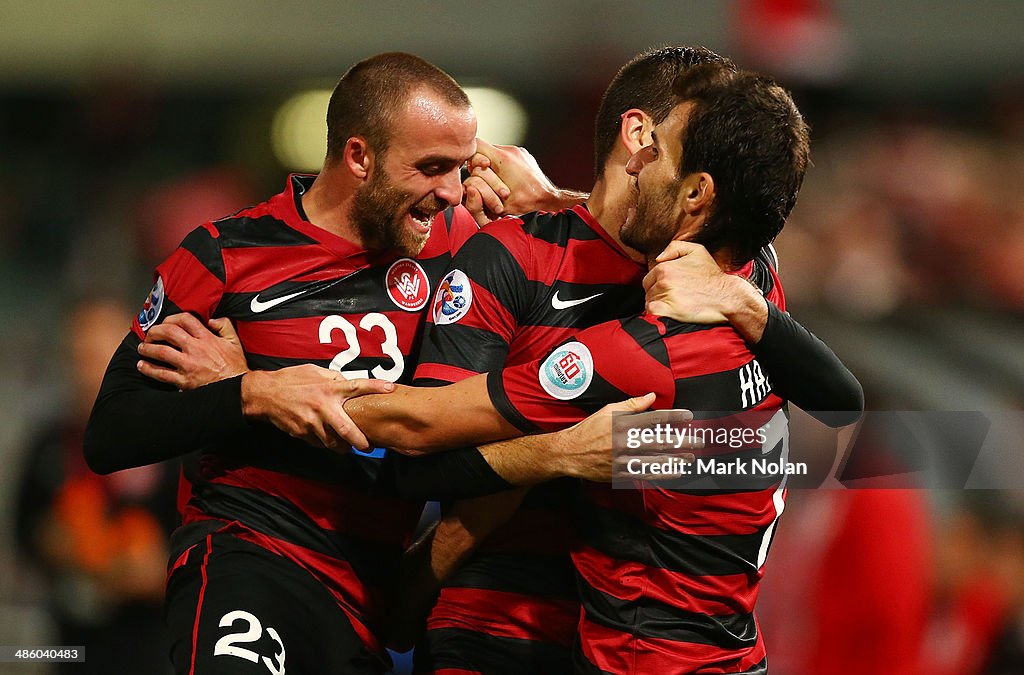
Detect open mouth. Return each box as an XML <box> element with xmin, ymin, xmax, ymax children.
<box><xmin>408</xmin><ymin>207</ymin><xmax>435</xmax><ymax>234</ymax></box>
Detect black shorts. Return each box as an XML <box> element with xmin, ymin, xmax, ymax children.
<box><xmin>165</xmin><ymin>532</ymin><xmax>388</xmax><ymax>675</ymax></box>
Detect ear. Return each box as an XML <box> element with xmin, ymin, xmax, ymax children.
<box><xmin>342</xmin><ymin>136</ymin><xmax>373</xmax><ymax>180</ymax></box>
<box><xmin>681</xmin><ymin>172</ymin><xmax>715</xmax><ymax>217</ymax></box>
<box><xmin>619</xmin><ymin>108</ymin><xmax>654</xmax><ymax>156</ymax></box>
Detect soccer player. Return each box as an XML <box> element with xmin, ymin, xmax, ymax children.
<box><xmin>145</xmin><ymin>49</ymin><xmax>861</xmax><ymax>674</ymax></box>
<box><xmin>83</xmin><ymin>53</ymin><xmax>600</xmax><ymax>675</ymax></box>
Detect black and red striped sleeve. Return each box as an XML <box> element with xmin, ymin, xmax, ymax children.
<box><xmin>487</xmin><ymin>315</ymin><xmax>677</xmax><ymax>433</ymax></box>
<box><xmin>85</xmin><ymin>224</ymin><xmax>248</xmax><ymax>475</ymax></box>
<box><xmin>414</xmin><ymin>219</ymin><xmax>533</xmax><ymax>384</ymax></box>
<box><xmin>130</xmin><ymin>223</ymin><xmax>226</xmax><ymax>340</ymax></box>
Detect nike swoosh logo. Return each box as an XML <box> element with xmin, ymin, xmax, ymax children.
<box><xmin>250</xmin><ymin>289</ymin><xmax>310</xmax><ymax>313</ymax></box>
<box><xmin>248</xmin><ymin>271</ymin><xmax>365</xmax><ymax>314</ymax></box>
<box><xmin>551</xmin><ymin>290</ymin><xmax>603</xmax><ymax>310</ymax></box>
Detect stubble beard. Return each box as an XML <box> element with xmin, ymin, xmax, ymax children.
<box><xmin>350</xmin><ymin>170</ymin><xmax>429</xmax><ymax>257</ymax></box>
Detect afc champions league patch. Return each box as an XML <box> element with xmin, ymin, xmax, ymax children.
<box><xmin>432</xmin><ymin>269</ymin><xmax>472</xmax><ymax>325</ymax></box>
<box><xmin>137</xmin><ymin>276</ymin><xmax>165</xmax><ymax>332</ymax></box>
<box><xmin>385</xmin><ymin>258</ymin><xmax>430</xmax><ymax>311</ymax></box>
<box><xmin>539</xmin><ymin>341</ymin><xmax>594</xmax><ymax>400</ymax></box>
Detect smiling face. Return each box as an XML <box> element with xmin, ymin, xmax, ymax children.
<box><xmin>620</xmin><ymin>102</ymin><xmax>701</xmax><ymax>255</ymax></box>
<box><xmin>351</xmin><ymin>87</ymin><xmax>477</xmax><ymax>256</ymax></box>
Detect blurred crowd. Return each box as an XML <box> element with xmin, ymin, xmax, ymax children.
<box><xmin>1</xmin><ymin>70</ymin><xmax>1023</xmax><ymax>674</ymax></box>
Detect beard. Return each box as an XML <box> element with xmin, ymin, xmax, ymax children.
<box><xmin>620</xmin><ymin>178</ymin><xmax>680</xmax><ymax>256</ymax></box>
<box><xmin>350</xmin><ymin>169</ymin><xmax>442</xmax><ymax>257</ymax></box>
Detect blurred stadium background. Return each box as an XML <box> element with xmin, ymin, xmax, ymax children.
<box><xmin>1</xmin><ymin>1</ymin><xmax>1022</xmax><ymax>673</ymax></box>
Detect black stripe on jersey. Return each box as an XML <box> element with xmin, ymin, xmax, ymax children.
<box><xmin>444</xmin><ymin>551</ymin><xmax>578</xmax><ymax>600</ymax></box>
<box><xmin>487</xmin><ymin>370</ymin><xmax>542</xmax><ymax>433</ymax></box>
<box><xmin>576</xmin><ymin>502</ymin><xmax>767</xmax><ymax>577</ymax></box>
<box><xmin>188</xmin><ymin>482</ymin><xmax>400</xmax><ymax>587</ymax></box>
<box><xmin>416</xmin><ymin>627</ymin><xmax>571</xmax><ymax>675</ymax></box>
<box><xmin>245</xmin><ymin>353</ymin><xmax>400</xmax><ymax>377</ymax></box>
<box><xmin>459</xmin><ymin>231</ymin><xmax>531</xmax><ymax>318</ymax></box>
<box><xmin>519</xmin><ymin>210</ymin><xmax>603</xmax><ymax>245</ymax></box>
<box><xmin>619</xmin><ymin>316</ymin><xmax>670</xmax><ymax>369</ymax></box>
<box><xmin>214</xmin><ymin>214</ymin><xmax>321</xmax><ymax>249</ymax></box>
<box><xmin>674</xmin><ymin>367</ymin><xmax>763</xmax><ymax>417</ymax></box>
<box><xmin>180</xmin><ymin>226</ymin><xmax>226</xmax><ymax>283</ymax></box>
<box><xmin>524</xmin><ymin>280</ymin><xmax>645</xmax><ymax>329</ymax></box>
<box><xmin>442</xmin><ymin>205</ymin><xmax>455</xmax><ymax>234</ymax></box>
<box><xmin>418</xmin><ymin>322</ymin><xmax>513</xmax><ymax>377</ymax></box>
<box><xmin>581</xmin><ymin>588</ymin><xmax>758</xmax><ymax>648</ymax></box>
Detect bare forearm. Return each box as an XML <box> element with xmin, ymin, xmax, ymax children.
<box><xmin>344</xmin><ymin>377</ymin><xmax>518</xmax><ymax>455</ymax></box>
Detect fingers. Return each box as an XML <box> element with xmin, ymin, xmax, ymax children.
<box><xmin>654</xmin><ymin>240</ymin><xmax>701</xmax><ymax>263</ymax></box>
<box><xmin>463</xmin><ymin>184</ymin><xmax>492</xmax><ymax>227</ymax></box>
<box><xmin>208</xmin><ymin>317</ymin><xmax>240</xmax><ymax>341</ymax></box>
<box><xmin>322</xmin><ymin>407</ymin><xmax>370</xmax><ymax>451</ymax></box>
<box><xmin>143</xmin><ymin>322</ymin><xmax>194</xmax><ymax>349</ymax></box>
<box><xmin>603</xmin><ymin>392</ymin><xmax>656</xmax><ymax>415</ymax></box>
<box><xmin>137</xmin><ymin>341</ymin><xmax>187</xmax><ymax>369</ymax></box>
<box><xmin>342</xmin><ymin>378</ymin><xmax>396</xmax><ymax>398</ymax></box>
<box><xmin>470</xmin><ymin>165</ymin><xmax>511</xmax><ymax>201</ymax></box>
<box><xmin>137</xmin><ymin>359</ymin><xmax>185</xmax><ymax>389</ymax></box>
<box><xmin>463</xmin><ymin>175</ymin><xmax>505</xmax><ymax>217</ymax></box>
<box><xmin>159</xmin><ymin>312</ymin><xmax>209</xmax><ymax>338</ymax></box>
<box><xmin>467</xmin><ymin>151</ymin><xmax>490</xmax><ymax>172</ymax></box>
<box><xmin>473</xmin><ymin>138</ymin><xmax>500</xmax><ymax>167</ymax></box>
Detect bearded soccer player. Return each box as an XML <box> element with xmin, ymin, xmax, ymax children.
<box><xmin>83</xmin><ymin>53</ymin><xmax>604</xmax><ymax>675</ymax></box>
<box><xmin>141</xmin><ymin>49</ymin><xmax>861</xmax><ymax>674</ymax></box>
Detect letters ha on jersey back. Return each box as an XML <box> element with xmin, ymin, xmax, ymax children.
<box><xmin>412</xmin><ymin>205</ymin><xmax>647</xmax><ymax>667</ymax></box>
<box><xmin>131</xmin><ymin>174</ymin><xmax>479</xmax><ymax>655</ymax></box>
<box><xmin>488</xmin><ymin>254</ymin><xmax>790</xmax><ymax>674</ymax></box>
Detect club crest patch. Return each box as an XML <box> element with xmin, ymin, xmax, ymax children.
<box><xmin>137</xmin><ymin>276</ymin><xmax>165</xmax><ymax>332</ymax></box>
<box><xmin>386</xmin><ymin>258</ymin><xmax>430</xmax><ymax>311</ymax></box>
<box><xmin>539</xmin><ymin>341</ymin><xmax>594</xmax><ymax>400</ymax></box>
<box><xmin>432</xmin><ymin>269</ymin><xmax>472</xmax><ymax>325</ymax></box>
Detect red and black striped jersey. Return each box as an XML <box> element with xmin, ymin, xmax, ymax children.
<box><xmin>411</xmin><ymin>205</ymin><xmax>646</xmax><ymax>672</ymax></box>
<box><xmin>487</xmin><ymin>256</ymin><xmax>788</xmax><ymax>675</ymax></box>
<box><xmin>135</xmin><ymin>174</ymin><xmax>478</xmax><ymax>656</ymax></box>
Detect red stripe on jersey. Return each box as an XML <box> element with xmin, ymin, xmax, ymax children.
<box><xmin>573</xmin><ymin>543</ymin><xmax>759</xmax><ymax>617</ymax></box>
<box><xmin>413</xmin><ymin>362</ymin><xmax>483</xmax><ymax>383</ymax></box>
<box><xmin>234</xmin><ymin>311</ymin><xmax>422</xmax><ymax>362</ymax></box>
<box><xmin>578</xmin><ymin>614</ymin><xmax>767</xmax><ymax>675</ymax></box>
<box><xmin>427</xmin><ymin>587</ymin><xmax>578</xmax><ymax>646</ymax></box>
<box><xmin>527</xmin><ymin>235</ymin><xmax>644</xmax><ymax>286</ymax></box>
<box><xmin>205</xmin><ymin>466</ymin><xmax>421</xmax><ymax>547</ymax></box>
<box><xmin>505</xmin><ymin>325</ymin><xmax>578</xmax><ymax>366</ymax></box>
<box><xmin>454</xmin><ymin>277</ymin><xmax>519</xmax><ymax>342</ymax></box>
<box><xmin>448</xmin><ymin>205</ymin><xmax>483</xmax><ymax>254</ymax></box>
<box><xmin>151</xmin><ymin>245</ymin><xmax>225</xmax><ymax>319</ymax></box>
<box><xmin>662</xmin><ymin>323</ymin><xmax>760</xmax><ymax>379</ymax></box>
<box><xmin>583</xmin><ymin>483</ymin><xmax>781</xmax><ymax>536</ymax></box>
<box><xmin>227</xmin><ymin>526</ymin><xmax>384</xmax><ymax>656</ymax></box>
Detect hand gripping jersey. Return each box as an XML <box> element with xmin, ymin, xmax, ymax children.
<box><xmin>488</xmin><ymin>257</ymin><xmax>788</xmax><ymax>675</ymax></box>
<box><xmin>134</xmin><ymin>174</ymin><xmax>478</xmax><ymax>656</ymax></box>
<box><xmin>412</xmin><ymin>205</ymin><xmax>646</xmax><ymax>672</ymax></box>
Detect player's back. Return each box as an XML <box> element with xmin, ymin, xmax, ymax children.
<box><xmin>488</xmin><ymin>252</ymin><xmax>789</xmax><ymax>675</ymax></box>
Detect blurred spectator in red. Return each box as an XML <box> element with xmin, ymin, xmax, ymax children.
<box><xmin>921</xmin><ymin>493</ymin><xmax>1024</xmax><ymax>675</ymax></box>
<box><xmin>758</xmin><ymin>489</ymin><xmax>933</xmax><ymax>674</ymax></box>
<box><xmin>14</xmin><ymin>295</ymin><xmax>179</xmax><ymax>675</ymax></box>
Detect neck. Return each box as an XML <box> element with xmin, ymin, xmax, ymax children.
<box><xmin>586</xmin><ymin>161</ymin><xmax>645</xmax><ymax>263</ymax></box>
<box><xmin>301</xmin><ymin>163</ymin><xmax>364</xmax><ymax>244</ymax></box>
<box><xmin>645</xmin><ymin>241</ymin><xmax>740</xmax><ymax>272</ymax></box>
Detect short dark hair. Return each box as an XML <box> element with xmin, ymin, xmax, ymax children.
<box><xmin>672</xmin><ymin>64</ymin><xmax>810</xmax><ymax>265</ymax></box>
<box><xmin>593</xmin><ymin>46</ymin><xmax>733</xmax><ymax>175</ymax></box>
<box><xmin>325</xmin><ymin>52</ymin><xmax>470</xmax><ymax>162</ymax></box>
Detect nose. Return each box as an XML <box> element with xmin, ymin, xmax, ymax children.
<box><xmin>625</xmin><ymin>147</ymin><xmax>647</xmax><ymax>176</ymax></box>
<box><xmin>434</xmin><ymin>168</ymin><xmax>464</xmax><ymax>208</ymax></box>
